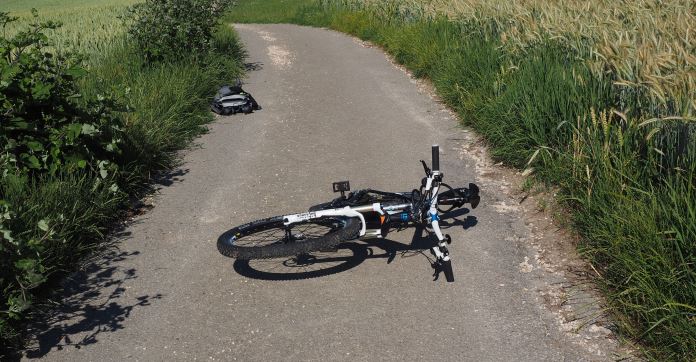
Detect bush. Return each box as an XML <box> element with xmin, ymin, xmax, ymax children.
<box><xmin>0</xmin><ymin>11</ymin><xmax>123</xmax><ymax>178</ymax></box>
<box><xmin>0</xmin><ymin>11</ymin><xmax>125</xmax><ymax>343</ymax></box>
<box><xmin>124</xmin><ymin>0</ymin><xmax>229</xmax><ymax>63</ymax></box>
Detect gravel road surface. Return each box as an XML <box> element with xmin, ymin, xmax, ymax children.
<box><xmin>23</xmin><ymin>24</ymin><xmax>620</xmax><ymax>361</ymax></box>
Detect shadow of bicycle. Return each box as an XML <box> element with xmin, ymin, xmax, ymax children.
<box><xmin>232</xmin><ymin>212</ymin><xmax>477</xmax><ymax>281</ymax></box>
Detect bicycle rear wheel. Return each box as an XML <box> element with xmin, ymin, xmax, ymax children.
<box><xmin>217</xmin><ymin>215</ymin><xmax>360</xmax><ymax>260</ymax></box>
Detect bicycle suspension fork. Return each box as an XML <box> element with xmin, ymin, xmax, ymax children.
<box><xmin>425</xmin><ymin>144</ymin><xmax>455</xmax><ymax>282</ymax></box>
<box><xmin>428</xmin><ymin>184</ymin><xmax>455</xmax><ymax>282</ymax></box>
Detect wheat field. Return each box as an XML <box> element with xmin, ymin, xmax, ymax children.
<box><xmin>336</xmin><ymin>0</ymin><xmax>695</xmax><ymax>118</ymax></box>
<box><xmin>1</xmin><ymin>0</ymin><xmax>140</xmax><ymax>55</ymax></box>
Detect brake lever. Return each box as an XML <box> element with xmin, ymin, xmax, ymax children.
<box><xmin>420</xmin><ymin>160</ymin><xmax>431</xmax><ymax>176</ymax></box>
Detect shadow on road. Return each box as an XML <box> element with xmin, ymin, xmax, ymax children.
<box><xmin>232</xmin><ymin>211</ymin><xmax>477</xmax><ymax>281</ymax></box>
<box><xmin>154</xmin><ymin>167</ymin><xmax>190</xmax><ymax>187</ymax></box>
<box><xmin>20</xmin><ymin>243</ymin><xmax>163</xmax><ymax>360</ymax></box>
<box><xmin>244</xmin><ymin>61</ymin><xmax>263</xmax><ymax>71</ymax></box>
<box><xmin>3</xmin><ymin>164</ymin><xmax>189</xmax><ymax>361</ymax></box>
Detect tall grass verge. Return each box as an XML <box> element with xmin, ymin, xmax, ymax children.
<box><xmin>225</xmin><ymin>1</ymin><xmax>695</xmax><ymax>359</ymax></box>
<box><xmin>82</xmin><ymin>28</ymin><xmax>245</xmax><ymax>184</ymax></box>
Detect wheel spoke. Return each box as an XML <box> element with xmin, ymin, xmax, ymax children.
<box><xmin>245</xmin><ymin>247</ymin><xmax>356</xmax><ymax>277</ymax></box>
<box><xmin>231</xmin><ymin>218</ymin><xmax>342</xmax><ymax>248</ymax></box>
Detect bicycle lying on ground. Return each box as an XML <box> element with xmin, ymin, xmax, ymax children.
<box><xmin>217</xmin><ymin>145</ymin><xmax>480</xmax><ymax>282</ymax></box>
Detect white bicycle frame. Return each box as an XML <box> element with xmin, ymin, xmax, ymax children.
<box><xmin>281</xmin><ymin>151</ymin><xmax>451</xmax><ymax>263</ymax></box>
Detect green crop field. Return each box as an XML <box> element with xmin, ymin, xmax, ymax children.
<box><xmin>346</xmin><ymin>0</ymin><xmax>695</xmax><ymax>118</ymax></box>
<box><xmin>1</xmin><ymin>0</ymin><xmax>133</xmax><ymax>11</ymax></box>
<box><xmin>1</xmin><ymin>0</ymin><xmax>140</xmax><ymax>55</ymax></box>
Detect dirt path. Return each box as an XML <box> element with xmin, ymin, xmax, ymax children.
<box><xmin>23</xmin><ymin>24</ymin><xmax>624</xmax><ymax>361</ymax></box>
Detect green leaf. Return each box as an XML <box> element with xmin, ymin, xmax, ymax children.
<box><xmin>81</xmin><ymin>123</ymin><xmax>97</xmax><ymax>135</ymax></box>
<box><xmin>66</xmin><ymin>123</ymin><xmax>82</xmax><ymax>140</ymax></box>
<box><xmin>31</xmin><ymin>81</ymin><xmax>53</xmax><ymax>99</ymax></box>
<box><xmin>98</xmin><ymin>160</ymin><xmax>109</xmax><ymax>178</ymax></box>
<box><xmin>38</xmin><ymin>219</ymin><xmax>49</xmax><ymax>231</ymax></box>
<box><xmin>26</xmin><ymin>140</ymin><xmax>44</xmax><ymax>152</ymax></box>
<box><xmin>65</xmin><ymin>66</ymin><xmax>87</xmax><ymax>78</ymax></box>
<box><xmin>24</xmin><ymin>269</ymin><xmax>47</xmax><ymax>286</ymax></box>
<box><xmin>15</xmin><ymin>258</ymin><xmax>36</xmax><ymax>271</ymax></box>
<box><xmin>1</xmin><ymin>229</ymin><xmax>14</xmax><ymax>243</ymax></box>
<box><xmin>9</xmin><ymin>117</ymin><xmax>29</xmax><ymax>130</ymax></box>
<box><xmin>7</xmin><ymin>293</ymin><xmax>32</xmax><ymax>317</ymax></box>
<box><xmin>27</xmin><ymin>237</ymin><xmax>46</xmax><ymax>251</ymax></box>
<box><xmin>0</xmin><ymin>64</ymin><xmax>20</xmax><ymax>83</ymax></box>
<box><xmin>21</xmin><ymin>154</ymin><xmax>41</xmax><ymax>169</ymax></box>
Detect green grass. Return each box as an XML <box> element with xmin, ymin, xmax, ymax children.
<box><xmin>82</xmin><ymin>26</ymin><xmax>245</xmax><ymax>186</ymax></box>
<box><xmin>225</xmin><ymin>1</ymin><xmax>695</xmax><ymax>359</ymax></box>
<box><xmin>223</xmin><ymin>0</ymin><xmax>315</xmax><ymax>23</ymax></box>
<box><xmin>0</xmin><ymin>0</ymin><xmax>245</xmax><ymax>352</ymax></box>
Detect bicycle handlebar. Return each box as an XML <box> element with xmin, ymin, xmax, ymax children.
<box><xmin>432</xmin><ymin>145</ymin><xmax>439</xmax><ymax>172</ymax></box>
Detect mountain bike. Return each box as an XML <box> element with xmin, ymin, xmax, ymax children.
<box><xmin>217</xmin><ymin>145</ymin><xmax>480</xmax><ymax>282</ymax></box>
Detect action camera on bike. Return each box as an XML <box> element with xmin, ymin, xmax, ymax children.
<box><xmin>332</xmin><ymin>181</ymin><xmax>350</xmax><ymax>197</ymax></box>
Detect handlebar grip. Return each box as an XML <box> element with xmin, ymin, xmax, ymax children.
<box><xmin>431</xmin><ymin>144</ymin><xmax>440</xmax><ymax>171</ymax></box>
<box><xmin>442</xmin><ymin>259</ymin><xmax>454</xmax><ymax>282</ymax></box>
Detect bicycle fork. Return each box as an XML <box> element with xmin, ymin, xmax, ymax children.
<box><xmin>425</xmin><ymin>146</ymin><xmax>455</xmax><ymax>282</ymax></box>
<box><xmin>428</xmin><ymin>199</ymin><xmax>455</xmax><ymax>282</ymax></box>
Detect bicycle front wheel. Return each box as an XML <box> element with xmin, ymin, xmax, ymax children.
<box><xmin>217</xmin><ymin>215</ymin><xmax>360</xmax><ymax>260</ymax></box>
